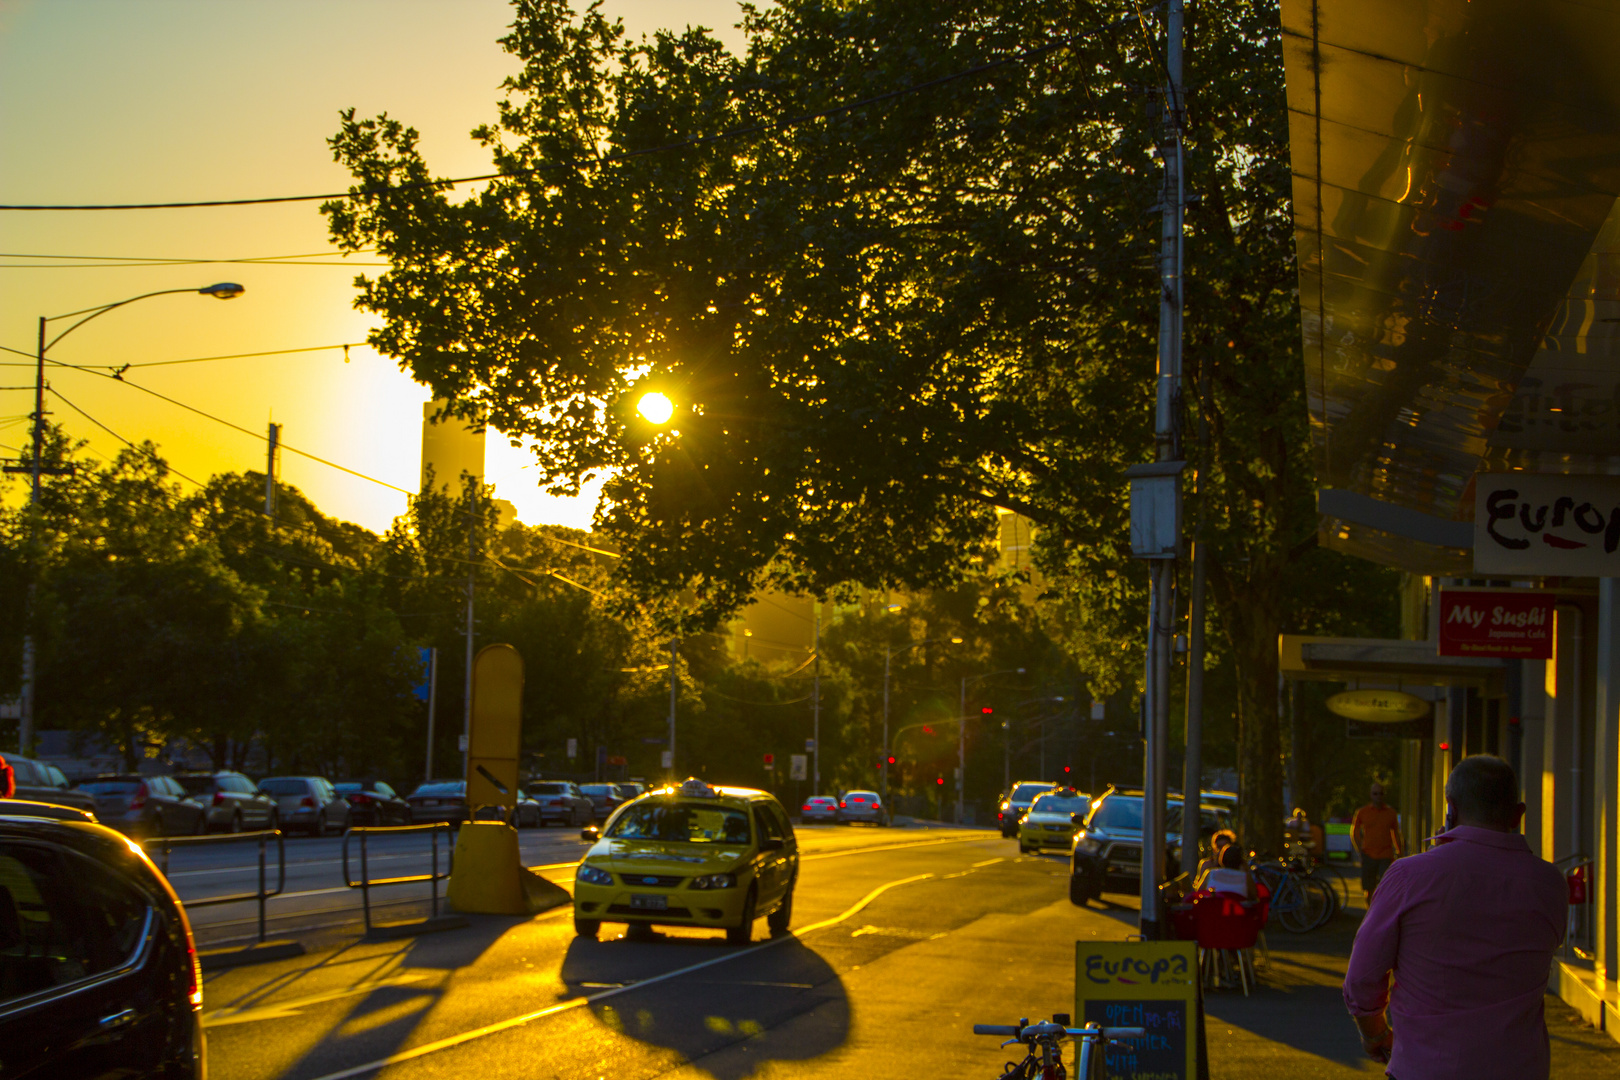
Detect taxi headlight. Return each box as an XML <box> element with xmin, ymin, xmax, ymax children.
<box><xmin>1074</xmin><ymin>836</ymin><xmax>1104</xmax><ymax>856</ymax></box>
<box><xmin>576</xmin><ymin>863</ymin><xmax>614</xmax><ymax>886</ymax></box>
<box><xmin>689</xmin><ymin>872</ymin><xmax>737</xmax><ymax>890</ymax></box>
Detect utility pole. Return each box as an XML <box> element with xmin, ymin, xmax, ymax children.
<box><xmin>958</xmin><ymin>677</ymin><xmax>967</xmax><ymax>824</ymax></box>
<box><xmin>462</xmin><ymin>507</ymin><xmax>476</xmax><ymax>780</ymax></box>
<box><xmin>425</xmin><ymin>647</ymin><xmax>439</xmax><ymax>782</ymax></box>
<box><xmin>667</xmin><ymin>639</ymin><xmax>678</xmax><ymax>780</ymax></box>
<box><xmin>264</xmin><ymin>422</ymin><xmax>281</xmax><ymax>519</ymax></box>
<box><xmin>17</xmin><ymin>317</ymin><xmax>45</xmax><ymax>755</ymax></box>
<box><xmin>1137</xmin><ymin>0</ymin><xmax>1186</xmax><ymax>939</ymax></box>
<box><xmin>812</xmin><ymin>606</ymin><xmax>821</xmax><ymax>795</ymax></box>
<box><xmin>882</xmin><ymin>644</ymin><xmax>891</xmax><ymax>802</ymax></box>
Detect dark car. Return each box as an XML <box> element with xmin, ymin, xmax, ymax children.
<box><xmin>800</xmin><ymin>795</ymin><xmax>839</xmax><ymax>824</ymax></box>
<box><xmin>0</xmin><ymin>754</ymin><xmax>97</xmax><ymax>818</ymax></box>
<box><xmin>407</xmin><ymin>780</ymin><xmax>469</xmax><ymax>825</ymax></box>
<box><xmin>334</xmin><ymin>780</ymin><xmax>411</xmax><ymax>827</ymax></box>
<box><xmin>0</xmin><ymin>810</ymin><xmax>206</xmax><ymax>1078</ymax></box>
<box><xmin>174</xmin><ymin>770</ymin><xmax>277</xmax><ymax>833</ymax></box>
<box><xmin>1068</xmin><ymin>787</ymin><xmax>1234</xmax><ymax>904</ymax></box>
<box><xmin>257</xmin><ymin>776</ymin><xmax>350</xmax><ymax>837</ymax></box>
<box><xmin>578</xmin><ymin>783</ymin><xmax>625</xmax><ymax>819</ymax></box>
<box><xmin>998</xmin><ymin>780</ymin><xmax>1057</xmax><ymax>838</ymax></box>
<box><xmin>77</xmin><ymin>775</ymin><xmax>208</xmax><ymax>839</ymax></box>
<box><xmin>524</xmin><ymin>780</ymin><xmax>593</xmax><ymax>826</ymax></box>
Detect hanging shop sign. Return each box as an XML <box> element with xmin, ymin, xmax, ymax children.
<box><xmin>1474</xmin><ymin>473</ymin><xmax>1620</xmax><ymax>575</ymax></box>
<box><xmin>1325</xmin><ymin>689</ymin><xmax>1431</xmax><ymax>723</ymax></box>
<box><xmin>1437</xmin><ymin>587</ymin><xmax>1554</xmax><ymax>659</ymax></box>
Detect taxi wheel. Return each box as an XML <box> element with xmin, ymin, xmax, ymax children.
<box><xmin>1018</xmin><ymin>840</ymin><xmax>1032</xmax><ymax>854</ymax></box>
<box><xmin>726</xmin><ymin>888</ymin><xmax>757</xmax><ymax>946</ymax></box>
<box><xmin>574</xmin><ymin>916</ymin><xmax>600</xmax><ymax>939</ymax></box>
<box><xmin>767</xmin><ymin>884</ymin><xmax>795</xmax><ymax>937</ymax></box>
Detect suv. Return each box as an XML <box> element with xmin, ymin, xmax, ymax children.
<box><xmin>998</xmin><ymin>780</ymin><xmax>1057</xmax><ymax>837</ymax></box>
<box><xmin>0</xmin><ymin>754</ymin><xmax>97</xmax><ymax>818</ymax></box>
<box><xmin>257</xmin><ymin>776</ymin><xmax>349</xmax><ymax>837</ymax></box>
<box><xmin>572</xmin><ymin>777</ymin><xmax>798</xmax><ymax>945</ymax></box>
<box><xmin>0</xmin><ymin>810</ymin><xmax>206</xmax><ymax>1077</ymax></box>
<box><xmin>174</xmin><ymin>771</ymin><xmax>278</xmax><ymax>833</ymax></box>
<box><xmin>1068</xmin><ymin>787</ymin><xmax>1234</xmax><ymax>905</ymax></box>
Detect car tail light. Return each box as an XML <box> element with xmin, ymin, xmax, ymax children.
<box><xmin>803</xmin><ymin>805</ymin><xmax>812</xmax><ymax>812</ymax></box>
<box><xmin>549</xmin><ymin>799</ymin><xmax>565</xmax><ymax>807</ymax></box>
<box><xmin>129</xmin><ymin>783</ymin><xmax>148</xmax><ymax>811</ymax></box>
<box><xmin>838</xmin><ymin>802</ymin><xmax>846</xmax><ymax>809</ymax></box>
<box><xmin>351</xmin><ymin>794</ymin><xmax>373</xmax><ymax>804</ymax></box>
<box><xmin>180</xmin><ymin>907</ymin><xmax>203</xmax><ymax>1009</ymax></box>
<box><xmin>300</xmin><ymin>796</ymin><xmax>316</xmax><ymax>808</ymax></box>
<box><xmin>212</xmin><ymin>791</ymin><xmax>226</xmax><ymax>806</ymax></box>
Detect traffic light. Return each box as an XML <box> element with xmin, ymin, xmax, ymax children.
<box><xmin>1062</xmin><ymin>765</ymin><xmax>1071</xmax><ymax>774</ymax></box>
<box><xmin>887</xmin><ymin>756</ymin><xmax>896</xmax><ymax>765</ymax></box>
<box><xmin>981</xmin><ymin>706</ymin><xmax>994</xmax><ymax>715</ymax></box>
<box><xmin>922</xmin><ymin>725</ymin><xmax>934</xmax><ymax>735</ymax></box>
<box><xmin>935</xmin><ymin>776</ymin><xmax>945</xmax><ymax>786</ymax></box>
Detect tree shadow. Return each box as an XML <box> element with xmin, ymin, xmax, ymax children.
<box><xmin>560</xmin><ymin>928</ymin><xmax>850</xmax><ymax>1080</ymax></box>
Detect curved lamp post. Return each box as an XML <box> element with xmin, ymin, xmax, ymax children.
<box><xmin>881</xmin><ymin>633</ymin><xmax>961</xmax><ymax>801</ymax></box>
<box><xmin>15</xmin><ymin>283</ymin><xmax>245</xmax><ymax>753</ymax></box>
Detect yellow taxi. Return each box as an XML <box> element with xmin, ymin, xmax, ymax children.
<box><xmin>572</xmin><ymin>777</ymin><xmax>799</xmax><ymax>944</ymax></box>
<box><xmin>1017</xmin><ymin>787</ymin><xmax>1092</xmax><ymax>854</ymax></box>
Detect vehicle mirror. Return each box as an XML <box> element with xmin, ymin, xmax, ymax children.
<box><xmin>759</xmin><ymin>837</ymin><xmax>784</xmax><ymax>851</ymax></box>
<box><xmin>580</xmin><ymin>824</ymin><xmax>600</xmax><ymax>842</ymax></box>
<box><xmin>1071</xmin><ymin>813</ymin><xmax>1086</xmax><ymax>825</ymax></box>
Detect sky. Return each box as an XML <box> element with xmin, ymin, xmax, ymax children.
<box><xmin>0</xmin><ymin>0</ymin><xmax>752</xmax><ymax>533</ymax></box>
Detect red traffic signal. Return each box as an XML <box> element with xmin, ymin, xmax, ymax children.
<box><xmin>1062</xmin><ymin>765</ymin><xmax>1071</xmax><ymax>773</ymax></box>
<box><xmin>922</xmin><ymin>725</ymin><xmax>933</xmax><ymax>735</ymax></box>
<box><xmin>763</xmin><ymin>753</ymin><xmax>774</xmax><ymax>766</ymax></box>
<box><xmin>887</xmin><ymin>756</ymin><xmax>896</xmax><ymax>764</ymax></box>
<box><xmin>935</xmin><ymin>777</ymin><xmax>945</xmax><ymax>786</ymax></box>
<box><xmin>981</xmin><ymin>706</ymin><xmax>994</xmax><ymax>715</ymax></box>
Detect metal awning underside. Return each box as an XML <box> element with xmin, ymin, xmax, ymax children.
<box><xmin>1282</xmin><ymin>0</ymin><xmax>1620</xmax><ymax>573</ymax></box>
<box><xmin>1279</xmin><ymin>635</ymin><xmax>1505</xmax><ymax>694</ymax></box>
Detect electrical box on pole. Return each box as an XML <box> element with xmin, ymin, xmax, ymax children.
<box><xmin>1126</xmin><ymin>462</ymin><xmax>1185</xmax><ymax>559</ymax></box>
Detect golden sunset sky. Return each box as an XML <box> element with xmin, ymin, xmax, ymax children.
<box><xmin>0</xmin><ymin>0</ymin><xmax>750</xmax><ymax>532</ymax></box>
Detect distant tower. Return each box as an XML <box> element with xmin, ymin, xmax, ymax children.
<box><xmin>419</xmin><ymin>399</ymin><xmax>517</xmax><ymax>526</ymax></box>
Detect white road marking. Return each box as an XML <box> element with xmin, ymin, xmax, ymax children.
<box><xmin>301</xmin><ymin>872</ymin><xmax>937</xmax><ymax>1080</ymax></box>
<box><xmin>971</xmin><ymin>857</ymin><xmax>1005</xmax><ymax>868</ymax></box>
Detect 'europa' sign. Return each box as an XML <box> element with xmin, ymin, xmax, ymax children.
<box><xmin>1474</xmin><ymin>473</ymin><xmax>1620</xmax><ymax>575</ymax></box>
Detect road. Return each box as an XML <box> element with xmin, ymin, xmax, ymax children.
<box><xmin>194</xmin><ymin>824</ymin><xmax>1128</xmax><ymax>1079</ymax></box>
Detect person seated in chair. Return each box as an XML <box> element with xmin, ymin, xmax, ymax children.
<box><xmin>1194</xmin><ymin>841</ymin><xmax>1258</xmax><ymax>901</ymax></box>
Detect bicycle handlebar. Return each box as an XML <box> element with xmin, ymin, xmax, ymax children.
<box><xmin>973</xmin><ymin>1022</ymin><xmax>1146</xmax><ymax>1039</ymax></box>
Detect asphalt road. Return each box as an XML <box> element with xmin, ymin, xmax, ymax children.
<box><xmin>196</xmin><ymin>825</ymin><xmax>1121</xmax><ymax>1080</ymax></box>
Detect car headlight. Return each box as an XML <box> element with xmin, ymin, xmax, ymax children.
<box><xmin>1074</xmin><ymin>836</ymin><xmax>1104</xmax><ymax>856</ymax></box>
<box><xmin>689</xmin><ymin>872</ymin><xmax>737</xmax><ymax>890</ymax></box>
<box><xmin>576</xmin><ymin>863</ymin><xmax>614</xmax><ymax>886</ymax></box>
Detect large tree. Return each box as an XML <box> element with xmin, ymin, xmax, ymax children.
<box><xmin>325</xmin><ymin>0</ymin><xmax>1318</xmax><ymax>851</ymax></box>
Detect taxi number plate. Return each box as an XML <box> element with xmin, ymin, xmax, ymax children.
<box><xmin>630</xmin><ymin>894</ymin><xmax>667</xmax><ymax>911</ymax></box>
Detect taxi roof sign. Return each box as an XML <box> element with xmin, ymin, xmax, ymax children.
<box><xmin>679</xmin><ymin>777</ymin><xmax>720</xmax><ymax>798</ymax></box>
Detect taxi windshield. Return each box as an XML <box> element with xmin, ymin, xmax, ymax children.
<box><xmin>606</xmin><ymin>799</ymin><xmax>752</xmax><ymax>845</ymax></box>
<box><xmin>1029</xmin><ymin>793</ymin><xmax>1089</xmax><ymax>815</ymax></box>
<box><xmin>1011</xmin><ymin>783</ymin><xmax>1052</xmax><ymax>802</ymax></box>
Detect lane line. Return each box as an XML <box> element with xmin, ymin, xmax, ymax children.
<box><xmin>971</xmin><ymin>857</ymin><xmax>1005</xmax><ymax>868</ymax></box>
<box><xmin>301</xmin><ymin>872</ymin><xmax>936</xmax><ymax>1080</ymax></box>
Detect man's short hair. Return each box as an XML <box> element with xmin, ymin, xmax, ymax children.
<box><xmin>1445</xmin><ymin>754</ymin><xmax>1519</xmax><ymax>829</ymax></box>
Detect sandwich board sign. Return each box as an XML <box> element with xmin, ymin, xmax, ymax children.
<box><xmin>1075</xmin><ymin>940</ymin><xmax>1203</xmax><ymax>1080</ymax></box>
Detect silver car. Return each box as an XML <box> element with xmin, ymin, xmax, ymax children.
<box><xmin>837</xmin><ymin>790</ymin><xmax>889</xmax><ymax>826</ymax></box>
<box><xmin>800</xmin><ymin>795</ymin><xmax>839</xmax><ymax>824</ymax></box>
<box><xmin>257</xmin><ymin>776</ymin><xmax>350</xmax><ymax>837</ymax></box>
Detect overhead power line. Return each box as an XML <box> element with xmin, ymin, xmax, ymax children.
<box><xmin>0</xmin><ymin>248</ymin><xmax>378</xmax><ymax>262</ymax></box>
<box><xmin>0</xmin><ymin>30</ymin><xmax>1095</xmax><ymax>212</ymax></box>
<box><xmin>0</xmin><ymin>341</ymin><xmax>366</xmax><ymax>371</ymax></box>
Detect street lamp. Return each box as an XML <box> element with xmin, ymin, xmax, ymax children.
<box><xmin>958</xmin><ymin>667</ymin><xmax>1024</xmax><ymax>823</ymax></box>
<box><xmin>12</xmin><ymin>283</ymin><xmax>245</xmax><ymax>753</ymax></box>
<box><xmin>882</xmin><ymin>634</ymin><xmax>962</xmax><ymax>800</ymax></box>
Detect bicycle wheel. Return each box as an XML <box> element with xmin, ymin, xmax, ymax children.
<box><xmin>1304</xmin><ymin>876</ymin><xmax>1338</xmax><ymax>929</ymax></box>
<box><xmin>1277</xmin><ymin>877</ymin><xmax>1330</xmax><ymax>932</ymax></box>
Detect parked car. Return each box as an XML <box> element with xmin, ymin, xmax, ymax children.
<box><xmin>257</xmin><ymin>776</ymin><xmax>349</xmax><ymax>837</ymax></box>
<box><xmin>579</xmin><ymin>783</ymin><xmax>627</xmax><ymax>820</ymax></box>
<box><xmin>800</xmin><ymin>795</ymin><xmax>839</xmax><ymax>824</ymax></box>
<box><xmin>1068</xmin><ymin>786</ymin><xmax>1234</xmax><ymax>904</ymax></box>
<box><xmin>173</xmin><ymin>771</ymin><xmax>277</xmax><ymax>833</ymax></box>
<box><xmin>0</xmin><ymin>754</ymin><xmax>97</xmax><ymax>818</ymax></box>
<box><xmin>837</xmin><ymin>790</ymin><xmax>889</xmax><ymax>826</ymax></box>
<box><xmin>525</xmin><ymin>780</ymin><xmax>594</xmax><ymax>826</ymax></box>
<box><xmin>998</xmin><ymin>780</ymin><xmax>1057</xmax><ymax>838</ymax></box>
<box><xmin>0</xmin><ymin>810</ymin><xmax>206</xmax><ymax>1077</ymax></box>
<box><xmin>509</xmin><ymin>791</ymin><xmax>543</xmax><ymax>828</ymax></box>
<box><xmin>334</xmin><ymin>780</ymin><xmax>411</xmax><ymax>826</ymax></box>
<box><xmin>77</xmin><ymin>775</ymin><xmax>208</xmax><ymax>838</ymax></box>
<box><xmin>407</xmin><ymin>780</ymin><xmax>469</xmax><ymax>825</ymax></box>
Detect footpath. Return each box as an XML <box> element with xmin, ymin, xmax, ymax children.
<box><xmin>1169</xmin><ymin>888</ymin><xmax>1620</xmax><ymax>1079</ymax></box>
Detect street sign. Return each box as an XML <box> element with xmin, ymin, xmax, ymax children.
<box><xmin>1437</xmin><ymin>587</ymin><xmax>1553</xmax><ymax>659</ymax></box>
<box><xmin>660</xmin><ymin>750</ymin><xmax>673</xmax><ymax>769</ymax></box>
<box><xmin>1325</xmin><ymin>689</ymin><xmax>1430</xmax><ymax>723</ymax></box>
<box><xmin>804</xmin><ymin>738</ymin><xmax>816</xmax><ymax>753</ymax></box>
<box><xmin>1091</xmin><ymin>701</ymin><xmax>1106</xmax><ymax>721</ymax></box>
<box><xmin>789</xmin><ymin>754</ymin><xmax>807</xmax><ymax>781</ymax></box>
<box><xmin>412</xmin><ymin>646</ymin><xmax>434</xmax><ymax>702</ymax></box>
<box><xmin>606</xmin><ymin>755</ymin><xmax>626</xmax><ymax>766</ymax></box>
<box><xmin>566</xmin><ymin>738</ymin><xmax>577</xmax><ymax>759</ymax></box>
<box><xmin>763</xmin><ymin>753</ymin><xmax>775</xmax><ymax>768</ymax></box>
<box><xmin>1075</xmin><ymin>940</ymin><xmax>1202</xmax><ymax>1080</ymax></box>
<box><xmin>1475</xmin><ymin>473</ymin><xmax>1620</xmax><ymax>575</ymax></box>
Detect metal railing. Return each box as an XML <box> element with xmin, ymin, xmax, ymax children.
<box><xmin>342</xmin><ymin>823</ymin><xmax>454</xmax><ymax>934</ymax></box>
<box><xmin>148</xmin><ymin>830</ymin><xmax>286</xmax><ymax>943</ymax></box>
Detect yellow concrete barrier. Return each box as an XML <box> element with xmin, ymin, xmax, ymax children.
<box><xmin>447</xmin><ymin>821</ymin><xmax>570</xmax><ymax>916</ymax></box>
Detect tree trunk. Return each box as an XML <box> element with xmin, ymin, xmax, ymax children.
<box><xmin>1211</xmin><ymin>560</ymin><xmax>1286</xmax><ymax>857</ymax></box>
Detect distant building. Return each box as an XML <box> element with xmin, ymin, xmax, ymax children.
<box><xmin>420</xmin><ymin>399</ymin><xmax>516</xmax><ymax>526</ymax></box>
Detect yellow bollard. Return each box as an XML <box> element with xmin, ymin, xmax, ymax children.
<box><xmin>447</xmin><ymin>821</ymin><xmax>570</xmax><ymax>916</ymax></box>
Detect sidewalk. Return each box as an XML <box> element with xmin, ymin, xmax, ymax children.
<box><xmin>1198</xmin><ymin>891</ymin><xmax>1620</xmax><ymax>1079</ymax></box>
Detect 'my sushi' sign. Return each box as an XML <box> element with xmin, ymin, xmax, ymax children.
<box><xmin>1474</xmin><ymin>473</ymin><xmax>1620</xmax><ymax>576</ymax></box>
<box><xmin>1438</xmin><ymin>588</ymin><xmax>1553</xmax><ymax>659</ymax></box>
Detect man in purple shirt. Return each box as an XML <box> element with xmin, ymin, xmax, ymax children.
<box><xmin>1343</xmin><ymin>754</ymin><xmax>1566</xmax><ymax>1079</ymax></box>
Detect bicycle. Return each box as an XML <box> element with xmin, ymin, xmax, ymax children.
<box><xmin>1252</xmin><ymin>857</ymin><xmax>1334</xmax><ymax>932</ymax></box>
<box><xmin>973</xmin><ymin>1015</ymin><xmax>1146</xmax><ymax>1080</ymax></box>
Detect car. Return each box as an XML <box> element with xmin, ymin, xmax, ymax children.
<box><xmin>998</xmin><ymin>780</ymin><xmax>1057</xmax><ymax>838</ymax></box>
<box><xmin>0</xmin><ymin>808</ymin><xmax>206</xmax><ymax>1077</ymax></box>
<box><xmin>1017</xmin><ymin>788</ymin><xmax>1091</xmax><ymax>853</ymax></box>
<box><xmin>525</xmin><ymin>780</ymin><xmax>594</xmax><ymax>826</ymax></box>
<box><xmin>407</xmin><ymin>780</ymin><xmax>469</xmax><ymax>825</ymax></box>
<box><xmin>836</xmin><ymin>790</ymin><xmax>889</xmax><ymax>826</ymax></box>
<box><xmin>77</xmin><ymin>775</ymin><xmax>208</xmax><ymax>838</ymax></box>
<box><xmin>0</xmin><ymin>754</ymin><xmax>98</xmax><ymax>819</ymax></box>
<box><xmin>257</xmin><ymin>776</ymin><xmax>350</xmax><ymax>837</ymax></box>
<box><xmin>579</xmin><ymin>783</ymin><xmax>627</xmax><ymax>819</ymax></box>
<box><xmin>508</xmin><ymin>790</ymin><xmax>543</xmax><ymax>828</ymax></box>
<box><xmin>1068</xmin><ymin>787</ymin><xmax>1235</xmax><ymax>905</ymax></box>
<box><xmin>800</xmin><ymin>795</ymin><xmax>838</xmax><ymax>824</ymax></box>
<box><xmin>572</xmin><ymin>777</ymin><xmax>799</xmax><ymax>945</ymax></box>
<box><xmin>174</xmin><ymin>770</ymin><xmax>278</xmax><ymax>833</ymax></box>
<box><xmin>334</xmin><ymin>780</ymin><xmax>411</xmax><ymax>827</ymax></box>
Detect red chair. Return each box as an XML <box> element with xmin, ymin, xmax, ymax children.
<box><xmin>1193</xmin><ymin>891</ymin><xmax>1265</xmax><ymax>995</ymax></box>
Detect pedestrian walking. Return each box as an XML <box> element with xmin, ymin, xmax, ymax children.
<box><xmin>1342</xmin><ymin>754</ymin><xmax>1566</xmax><ymax>1079</ymax></box>
<box><xmin>1350</xmin><ymin>781</ymin><xmax>1402</xmax><ymax>901</ymax></box>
